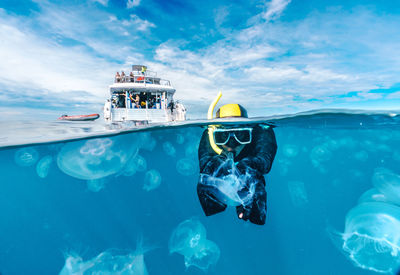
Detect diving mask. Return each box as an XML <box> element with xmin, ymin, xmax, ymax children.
<box><xmin>213</xmin><ymin>128</ymin><xmax>253</xmax><ymax>146</ymax></box>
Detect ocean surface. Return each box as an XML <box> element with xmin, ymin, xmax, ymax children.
<box><xmin>1</xmin><ymin>110</ymin><xmax>400</xmax><ymax>275</ymax></box>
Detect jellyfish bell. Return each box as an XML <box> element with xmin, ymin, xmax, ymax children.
<box><xmin>14</xmin><ymin>147</ymin><xmax>39</xmax><ymax>167</ymax></box>
<box><xmin>334</xmin><ymin>202</ymin><xmax>400</xmax><ymax>274</ymax></box>
<box><xmin>169</xmin><ymin>219</ymin><xmax>207</xmax><ymax>256</ymax></box>
<box><xmin>358</xmin><ymin>188</ymin><xmax>393</xmax><ymax>205</ymax></box>
<box><xmin>372</xmin><ymin>168</ymin><xmax>400</xmax><ymax>205</ymax></box>
<box><xmin>57</xmin><ymin>136</ymin><xmax>139</xmax><ymax>180</ymax></box>
<box><xmin>184</xmin><ymin>239</ymin><xmax>221</xmax><ymax>271</ymax></box>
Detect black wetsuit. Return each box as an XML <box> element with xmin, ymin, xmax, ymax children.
<box><xmin>197</xmin><ymin>124</ymin><xmax>277</xmax><ymax>225</ymax></box>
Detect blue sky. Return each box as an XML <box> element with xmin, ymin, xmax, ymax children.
<box><xmin>1</xmin><ymin>0</ymin><xmax>400</xmax><ymax>119</ymax></box>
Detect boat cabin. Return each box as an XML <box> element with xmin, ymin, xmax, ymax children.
<box><xmin>104</xmin><ymin>65</ymin><xmax>186</xmax><ymax>123</ymax></box>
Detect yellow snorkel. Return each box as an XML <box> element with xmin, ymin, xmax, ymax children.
<box><xmin>207</xmin><ymin>91</ymin><xmax>223</xmax><ymax>155</ymax></box>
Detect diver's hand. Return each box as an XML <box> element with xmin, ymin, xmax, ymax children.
<box><xmin>236</xmin><ymin>158</ymin><xmax>258</xmax><ymax>176</ymax></box>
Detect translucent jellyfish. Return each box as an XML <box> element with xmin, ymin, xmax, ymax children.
<box><xmin>121</xmin><ymin>153</ymin><xmax>146</xmax><ymax>177</ymax></box>
<box><xmin>372</xmin><ymin>168</ymin><xmax>400</xmax><ymax>205</ymax></box>
<box><xmin>358</xmin><ymin>188</ymin><xmax>390</xmax><ymax>205</ymax></box>
<box><xmin>169</xmin><ymin>219</ymin><xmax>220</xmax><ymax>271</ymax></box>
<box><xmin>184</xmin><ymin>239</ymin><xmax>220</xmax><ymax>270</ymax></box>
<box><xmin>354</xmin><ymin>150</ymin><xmax>368</xmax><ymax>162</ymax></box>
<box><xmin>87</xmin><ymin>178</ymin><xmax>106</xmax><ymax>192</ymax></box>
<box><xmin>14</xmin><ymin>147</ymin><xmax>39</xmax><ymax>167</ymax></box>
<box><xmin>185</xmin><ymin>144</ymin><xmax>198</xmax><ymax>160</ymax></box>
<box><xmin>330</xmin><ymin>202</ymin><xmax>400</xmax><ymax>274</ymax></box>
<box><xmin>169</xmin><ymin>219</ymin><xmax>207</xmax><ymax>255</ymax></box>
<box><xmin>143</xmin><ymin>169</ymin><xmax>161</xmax><ymax>191</ymax></box>
<box><xmin>57</xmin><ymin>136</ymin><xmax>139</xmax><ymax>180</ymax></box>
<box><xmin>137</xmin><ymin>132</ymin><xmax>157</xmax><ymax>152</ymax></box>
<box><xmin>310</xmin><ymin>145</ymin><xmax>331</xmax><ymax>166</ymax></box>
<box><xmin>36</xmin><ymin>155</ymin><xmax>53</xmax><ymax>178</ymax></box>
<box><xmin>59</xmin><ymin>238</ymin><xmax>150</xmax><ymax>275</ymax></box>
<box><xmin>163</xmin><ymin>141</ymin><xmax>176</xmax><ymax>157</ymax></box>
<box><xmin>176</xmin><ymin>134</ymin><xmax>185</xmax><ymax>144</ymax></box>
<box><xmin>287</xmin><ymin>181</ymin><xmax>308</xmax><ymax>207</ymax></box>
<box><xmin>176</xmin><ymin>158</ymin><xmax>197</xmax><ymax>176</ymax></box>
<box><xmin>282</xmin><ymin>144</ymin><xmax>299</xmax><ymax>158</ymax></box>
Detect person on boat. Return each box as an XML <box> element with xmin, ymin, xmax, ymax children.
<box><xmin>115</xmin><ymin>72</ymin><xmax>121</xmax><ymax>83</ymax></box>
<box><xmin>197</xmin><ymin>99</ymin><xmax>277</xmax><ymax>225</ymax></box>
<box><xmin>121</xmin><ymin>71</ymin><xmax>126</xmax><ymax>82</ymax></box>
<box><xmin>129</xmin><ymin>72</ymin><xmax>134</xmax><ymax>82</ymax></box>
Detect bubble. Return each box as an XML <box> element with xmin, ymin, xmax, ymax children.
<box><xmin>87</xmin><ymin>178</ymin><xmax>106</xmax><ymax>192</ymax></box>
<box><xmin>287</xmin><ymin>181</ymin><xmax>308</xmax><ymax>207</ymax></box>
<box><xmin>282</xmin><ymin>144</ymin><xmax>299</xmax><ymax>158</ymax></box>
<box><xmin>36</xmin><ymin>155</ymin><xmax>53</xmax><ymax>178</ymax></box>
<box><xmin>59</xmin><ymin>238</ymin><xmax>150</xmax><ymax>275</ymax></box>
<box><xmin>372</xmin><ymin>168</ymin><xmax>400</xmax><ymax>204</ymax></box>
<box><xmin>163</xmin><ymin>141</ymin><xmax>176</xmax><ymax>157</ymax></box>
<box><xmin>143</xmin><ymin>169</ymin><xmax>161</xmax><ymax>191</ymax></box>
<box><xmin>14</xmin><ymin>147</ymin><xmax>39</xmax><ymax>167</ymax></box>
<box><xmin>176</xmin><ymin>158</ymin><xmax>197</xmax><ymax>176</ymax></box>
<box><xmin>354</xmin><ymin>151</ymin><xmax>368</xmax><ymax>162</ymax></box>
<box><xmin>331</xmin><ymin>202</ymin><xmax>400</xmax><ymax>274</ymax></box>
<box><xmin>57</xmin><ymin>136</ymin><xmax>139</xmax><ymax>180</ymax></box>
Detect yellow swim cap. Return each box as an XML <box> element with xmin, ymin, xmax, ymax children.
<box><xmin>215</xmin><ymin>104</ymin><xmax>248</xmax><ymax>118</ymax></box>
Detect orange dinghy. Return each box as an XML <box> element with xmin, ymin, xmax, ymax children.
<box><xmin>58</xmin><ymin>114</ymin><xmax>100</xmax><ymax>121</ymax></box>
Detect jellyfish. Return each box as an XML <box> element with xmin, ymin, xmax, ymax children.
<box><xmin>372</xmin><ymin>168</ymin><xmax>400</xmax><ymax>205</ymax></box>
<box><xmin>330</xmin><ymin>202</ymin><xmax>400</xmax><ymax>274</ymax></box>
<box><xmin>310</xmin><ymin>144</ymin><xmax>331</xmax><ymax>164</ymax></box>
<box><xmin>169</xmin><ymin>219</ymin><xmax>220</xmax><ymax>271</ymax></box>
<box><xmin>87</xmin><ymin>178</ymin><xmax>106</xmax><ymax>192</ymax></box>
<box><xmin>59</xmin><ymin>238</ymin><xmax>150</xmax><ymax>275</ymax></box>
<box><xmin>358</xmin><ymin>188</ymin><xmax>390</xmax><ymax>205</ymax></box>
<box><xmin>36</xmin><ymin>155</ymin><xmax>53</xmax><ymax>178</ymax></box>
<box><xmin>57</xmin><ymin>136</ymin><xmax>139</xmax><ymax>180</ymax></box>
<box><xmin>287</xmin><ymin>181</ymin><xmax>308</xmax><ymax>207</ymax></box>
<box><xmin>185</xmin><ymin>144</ymin><xmax>198</xmax><ymax>160</ymax></box>
<box><xmin>184</xmin><ymin>239</ymin><xmax>220</xmax><ymax>271</ymax></box>
<box><xmin>176</xmin><ymin>134</ymin><xmax>185</xmax><ymax>145</ymax></box>
<box><xmin>143</xmin><ymin>169</ymin><xmax>161</xmax><ymax>191</ymax></box>
<box><xmin>163</xmin><ymin>141</ymin><xmax>176</xmax><ymax>157</ymax></box>
<box><xmin>14</xmin><ymin>147</ymin><xmax>39</xmax><ymax>167</ymax></box>
<box><xmin>176</xmin><ymin>158</ymin><xmax>197</xmax><ymax>176</ymax></box>
<box><xmin>121</xmin><ymin>153</ymin><xmax>146</xmax><ymax>177</ymax></box>
<box><xmin>138</xmin><ymin>132</ymin><xmax>157</xmax><ymax>152</ymax></box>
<box><xmin>282</xmin><ymin>144</ymin><xmax>299</xmax><ymax>158</ymax></box>
<box><xmin>169</xmin><ymin>219</ymin><xmax>207</xmax><ymax>256</ymax></box>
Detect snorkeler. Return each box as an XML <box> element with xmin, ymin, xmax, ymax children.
<box><xmin>197</xmin><ymin>92</ymin><xmax>277</xmax><ymax>225</ymax></box>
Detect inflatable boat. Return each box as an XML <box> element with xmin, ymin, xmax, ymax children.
<box><xmin>58</xmin><ymin>114</ymin><xmax>100</xmax><ymax>121</ymax></box>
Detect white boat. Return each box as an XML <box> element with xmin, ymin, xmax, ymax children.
<box><xmin>103</xmin><ymin>65</ymin><xmax>186</xmax><ymax>123</ymax></box>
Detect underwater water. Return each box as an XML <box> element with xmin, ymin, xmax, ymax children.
<box><xmin>1</xmin><ymin>111</ymin><xmax>400</xmax><ymax>274</ymax></box>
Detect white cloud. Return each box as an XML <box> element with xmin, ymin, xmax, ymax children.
<box><xmin>127</xmin><ymin>0</ymin><xmax>141</xmax><ymax>9</ymax></box>
<box><xmin>92</xmin><ymin>0</ymin><xmax>109</xmax><ymax>7</ymax></box>
<box><xmin>126</xmin><ymin>14</ymin><xmax>155</xmax><ymax>31</ymax></box>
<box><xmin>263</xmin><ymin>0</ymin><xmax>291</xmax><ymax>21</ymax></box>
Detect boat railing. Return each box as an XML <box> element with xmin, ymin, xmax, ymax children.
<box><xmin>115</xmin><ymin>75</ymin><xmax>171</xmax><ymax>86</ymax></box>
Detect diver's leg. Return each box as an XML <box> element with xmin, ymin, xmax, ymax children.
<box><xmin>197</xmin><ymin>183</ymin><xmax>227</xmax><ymax>216</ymax></box>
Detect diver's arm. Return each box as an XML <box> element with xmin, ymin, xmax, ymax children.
<box><xmin>237</xmin><ymin>126</ymin><xmax>277</xmax><ymax>175</ymax></box>
<box><xmin>198</xmin><ymin>130</ymin><xmax>227</xmax><ymax>174</ymax></box>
